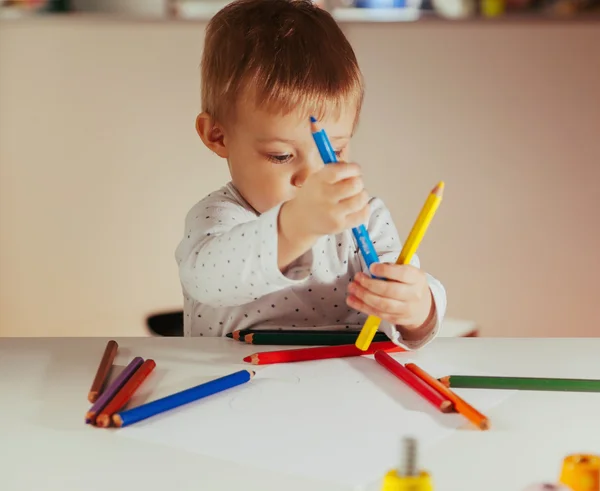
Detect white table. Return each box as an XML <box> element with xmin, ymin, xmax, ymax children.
<box><xmin>1</xmin><ymin>337</ymin><xmax>599</xmax><ymax>491</ymax></box>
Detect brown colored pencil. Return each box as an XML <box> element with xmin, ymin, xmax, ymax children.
<box><xmin>406</xmin><ymin>363</ymin><xmax>490</xmax><ymax>430</ymax></box>
<box><xmin>88</xmin><ymin>340</ymin><xmax>118</xmax><ymax>403</ymax></box>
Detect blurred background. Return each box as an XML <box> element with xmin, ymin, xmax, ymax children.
<box><xmin>1</xmin><ymin>0</ymin><xmax>599</xmax><ymax>338</ymax></box>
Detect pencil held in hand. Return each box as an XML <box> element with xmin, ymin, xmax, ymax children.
<box><xmin>355</xmin><ymin>181</ymin><xmax>444</xmax><ymax>352</ymax></box>
<box><xmin>88</xmin><ymin>340</ymin><xmax>118</xmax><ymax>403</ymax></box>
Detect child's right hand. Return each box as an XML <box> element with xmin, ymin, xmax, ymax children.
<box><xmin>281</xmin><ymin>162</ymin><xmax>371</xmax><ymax>243</ymax></box>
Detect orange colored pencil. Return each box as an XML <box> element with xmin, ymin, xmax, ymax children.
<box><xmin>405</xmin><ymin>363</ymin><xmax>490</xmax><ymax>430</ymax></box>
<box><xmin>88</xmin><ymin>340</ymin><xmax>118</xmax><ymax>403</ymax></box>
<box><xmin>95</xmin><ymin>359</ymin><xmax>156</xmax><ymax>428</ymax></box>
<box><xmin>243</xmin><ymin>341</ymin><xmax>404</xmax><ymax>365</ymax></box>
<box><xmin>374</xmin><ymin>351</ymin><xmax>453</xmax><ymax>413</ymax></box>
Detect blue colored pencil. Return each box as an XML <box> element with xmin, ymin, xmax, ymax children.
<box><xmin>310</xmin><ymin>116</ymin><xmax>381</xmax><ymax>273</ymax></box>
<box><xmin>112</xmin><ymin>369</ymin><xmax>255</xmax><ymax>427</ymax></box>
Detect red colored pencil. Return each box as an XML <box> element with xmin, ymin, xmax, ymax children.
<box><xmin>95</xmin><ymin>359</ymin><xmax>156</xmax><ymax>428</ymax></box>
<box><xmin>243</xmin><ymin>341</ymin><xmax>404</xmax><ymax>365</ymax></box>
<box><xmin>374</xmin><ymin>351</ymin><xmax>453</xmax><ymax>413</ymax></box>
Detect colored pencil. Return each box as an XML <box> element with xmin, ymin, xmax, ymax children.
<box><xmin>440</xmin><ymin>375</ymin><xmax>600</xmax><ymax>393</ymax></box>
<box><xmin>355</xmin><ymin>181</ymin><xmax>444</xmax><ymax>351</ymax></box>
<box><xmin>243</xmin><ymin>340</ymin><xmax>404</xmax><ymax>365</ymax></box>
<box><xmin>88</xmin><ymin>340</ymin><xmax>118</xmax><ymax>403</ymax></box>
<box><xmin>95</xmin><ymin>359</ymin><xmax>157</xmax><ymax>428</ymax></box>
<box><xmin>374</xmin><ymin>351</ymin><xmax>452</xmax><ymax>413</ymax></box>
<box><xmin>406</xmin><ymin>363</ymin><xmax>489</xmax><ymax>430</ymax></box>
<box><xmin>310</xmin><ymin>116</ymin><xmax>381</xmax><ymax>273</ymax></box>
<box><xmin>113</xmin><ymin>369</ymin><xmax>254</xmax><ymax>428</ymax></box>
<box><xmin>229</xmin><ymin>328</ymin><xmax>385</xmax><ymax>342</ymax></box>
<box><xmin>85</xmin><ymin>356</ymin><xmax>144</xmax><ymax>424</ymax></box>
<box><xmin>244</xmin><ymin>331</ymin><xmax>388</xmax><ymax>346</ymax></box>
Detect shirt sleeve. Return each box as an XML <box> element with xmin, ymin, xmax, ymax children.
<box><xmin>175</xmin><ymin>195</ymin><xmax>313</xmax><ymax>308</ymax></box>
<box><xmin>363</xmin><ymin>197</ymin><xmax>447</xmax><ymax>350</ymax></box>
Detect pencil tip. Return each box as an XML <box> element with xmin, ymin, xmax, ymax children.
<box><xmin>309</xmin><ymin>116</ymin><xmax>317</xmax><ymax>123</ymax></box>
<box><xmin>243</xmin><ymin>356</ymin><xmax>251</xmax><ymax>363</ymax></box>
<box><xmin>433</xmin><ymin>181</ymin><xmax>445</xmax><ymax>197</ymax></box>
<box><xmin>226</xmin><ymin>333</ymin><xmax>233</xmax><ymax>338</ymax></box>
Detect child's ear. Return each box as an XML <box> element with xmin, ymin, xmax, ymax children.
<box><xmin>196</xmin><ymin>112</ymin><xmax>228</xmax><ymax>158</ymax></box>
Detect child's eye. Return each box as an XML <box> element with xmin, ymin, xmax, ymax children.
<box><xmin>267</xmin><ymin>154</ymin><xmax>293</xmax><ymax>164</ymax></box>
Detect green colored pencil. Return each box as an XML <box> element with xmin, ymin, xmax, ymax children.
<box><xmin>244</xmin><ymin>331</ymin><xmax>388</xmax><ymax>346</ymax></box>
<box><xmin>228</xmin><ymin>329</ymin><xmax>339</xmax><ymax>341</ymax></box>
<box><xmin>228</xmin><ymin>328</ymin><xmax>386</xmax><ymax>342</ymax></box>
<box><xmin>440</xmin><ymin>375</ymin><xmax>600</xmax><ymax>393</ymax></box>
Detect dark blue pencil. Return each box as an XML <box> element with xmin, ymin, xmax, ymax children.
<box><xmin>112</xmin><ymin>369</ymin><xmax>255</xmax><ymax>427</ymax></box>
<box><xmin>309</xmin><ymin>116</ymin><xmax>381</xmax><ymax>275</ymax></box>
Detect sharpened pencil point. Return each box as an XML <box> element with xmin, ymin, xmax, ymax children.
<box><xmin>432</xmin><ymin>181</ymin><xmax>444</xmax><ymax>197</ymax></box>
<box><xmin>243</xmin><ymin>355</ymin><xmax>251</xmax><ymax>363</ymax></box>
<box><xmin>310</xmin><ymin>116</ymin><xmax>317</xmax><ymax>123</ymax></box>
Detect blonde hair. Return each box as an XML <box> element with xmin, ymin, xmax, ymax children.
<box><xmin>201</xmin><ymin>0</ymin><xmax>364</xmax><ymax>126</ymax></box>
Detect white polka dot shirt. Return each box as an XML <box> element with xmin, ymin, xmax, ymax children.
<box><xmin>175</xmin><ymin>182</ymin><xmax>447</xmax><ymax>350</ymax></box>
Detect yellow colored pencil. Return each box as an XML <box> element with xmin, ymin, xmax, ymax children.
<box><xmin>355</xmin><ymin>181</ymin><xmax>445</xmax><ymax>351</ymax></box>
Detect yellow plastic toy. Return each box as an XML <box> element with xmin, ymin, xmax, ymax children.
<box><xmin>559</xmin><ymin>454</ymin><xmax>600</xmax><ymax>491</ymax></box>
<box><xmin>381</xmin><ymin>437</ymin><xmax>433</xmax><ymax>491</ymax></box>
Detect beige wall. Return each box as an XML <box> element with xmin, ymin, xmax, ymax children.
<box><xmin>1</xmin><ymin>18</ymin><xmax>599</xmax><ymax>337</ymax></box>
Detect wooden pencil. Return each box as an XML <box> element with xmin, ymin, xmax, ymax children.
<box><xmin>374</xmin><ymin>351</ymin><xmax>453</xmax><ymax>413</ymax></box>
<box><xmin>244</xmin><ymin>331</ymin><xmax>388</xmax><ymax>346</ymax></box>
<box><xmin>88</xmin><ymin>340</ymin><xmax>118</xmax><ymax>403</ymax></box>
<box><xmin>113</xmin><ymin>369</ymin><xmax>255</xmax><ymax>428</ymax></box>
<box><xmin>406</xmin><ymin>363</ymin><xmax>489</xmax><ymax>430</ymax></box>
<box><xmin>86</xmin><ymin>357</ymin><xmax>144</xmax><ymax>425</ymax></box>
<box><xmin>96</xmin><ymin>359</ymin><xmax>157</xmax><ymax>428</ymax></box>
<box><xmin>440</xmin><ymin>375</ymin><xmax>600</xmax><ymax>393</ymax></box>
<box><xmin>243</xmin><ymin>341</ymin><xmax>404</xmax><ymax>365</ymax></box>
<box><xmin>229</xmin><ymin>328</ymin><xmax>372</xmax><ymax>341</ymax></box>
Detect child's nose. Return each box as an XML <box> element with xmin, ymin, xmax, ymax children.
<box><xmin>291</xmin><ymin>152</ymin><xmax>323</xmax><ymax>188</ymax></box>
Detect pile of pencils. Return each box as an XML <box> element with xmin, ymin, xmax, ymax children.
<box><xmin>86</xmin><ymin>340</ymin><xmax>156</xmax><ymax>428</ymax></box>
<box><xmin>86</xmin><ymin>340</ymin><xmax>255</xmax><ymax>428</ymax></box>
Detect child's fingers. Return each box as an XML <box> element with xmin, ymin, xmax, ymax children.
<box><xmin>331</xmin><ymin>176</ymin><xmax>364</xmax><ymax>201</ymax></box>
<box><xmin>338</xmin><ymin>190</ymin><xmax>369</xmax><ymax>214</ymax></box>
<box><xmin>320</xmin><ymin>161</ymin><xmax>362</xmax><ymax>183</ymax></box>
<box><xmin>347</xmin><ymin>280</ymin><xmax>408</xmax><ymax>317</ymax></box>
<box><xmin>369</xmin><ymin>263</ymin><xmax>422</xmax><ymax>284</ymax></box>
<box><xmin>353</xmin><ymin>272</ymin><xmax>415</xmax><ymax>301</ymax></box>
<box><xmin>346</xmin><ymin>294</ymin><xmax>408</xmax><ymax>326</ymax></box>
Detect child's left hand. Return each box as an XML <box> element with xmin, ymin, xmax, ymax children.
<box><xmin>346</xmin><ymin>263</ymin><xmax>434</xmax><ymax>330</ymax></box>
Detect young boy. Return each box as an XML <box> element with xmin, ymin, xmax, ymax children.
<box><xmin>175</xmin><ymin>0</ymin><xmax>446</xmax><ymax>349</ymax></box>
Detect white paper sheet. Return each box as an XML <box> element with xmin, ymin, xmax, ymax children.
<box><xmin>116</xmin><ymin>353</ymin><xmax>514</xmax><ymax>487</ymax></box>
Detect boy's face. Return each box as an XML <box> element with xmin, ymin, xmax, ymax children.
<box><xmin>219</xmin><ymin>96</ymin><xmax>357</xmax><ymax>214</ymax></box>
